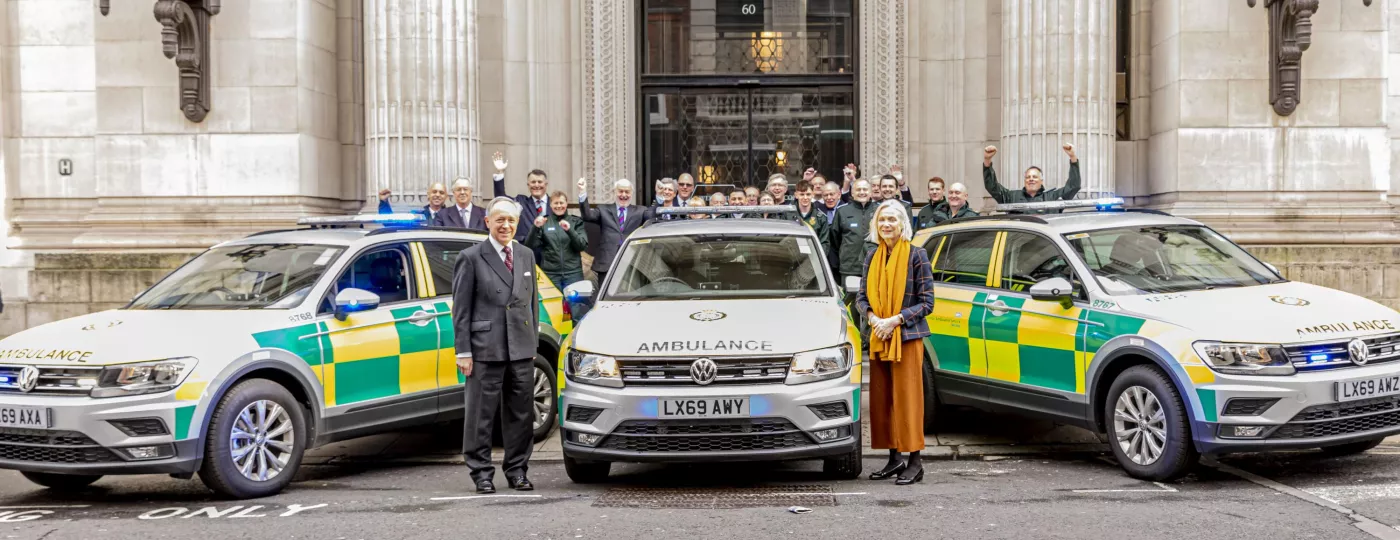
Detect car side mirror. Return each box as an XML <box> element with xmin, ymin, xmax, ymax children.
<box><xmin>333</xmin><ymin>288</ymin><xmax>381</xmax><ymax>321</ymax></box>
<box><xmin>564</xmin><ymin>280</ymin><xmax>596</xmax><ymax>304</ymax></box>
<box><xmin>844</xmin><ymin>276</ymin><xmax>862</xmax><ymax>292</ymax></box>
<box><xmin>1029</xmin><ymin>277</ymin><xmax>1076</xmax><ymax>309</ymax></box>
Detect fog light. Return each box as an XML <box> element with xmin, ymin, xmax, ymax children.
<box><xmin>568</xmin><ymin>430</ymin><xmax>602</xmax><ymax>447</ymax></box>
<box><xmin>813</xmin><ymin>428</ymin><xmax>840</xmax><ymax>441</ymax></box>
<box><xmin>120</xmin><ymin>444</ymin><xmax>174</xmax><ymax>460</ymax></box>
<box><xmin>1221</xmin><ymin>425</ymin><xmax>1267</xmax><ymax>439</ymax></box>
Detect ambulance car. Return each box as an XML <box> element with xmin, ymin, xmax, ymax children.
<box><xmin>914</xmin><ymin>199</ymin><xmax>1400</xmax><ymax>480</ymax></box>
<box><xmin>0</xmin><ymin>215</ymin><xmax>572</xmax><ymax>498</ymax></box>
<box><xmin>557</xmin><ymin>206</ymin><xmax>864</xmax><ymax>482</ymax></box>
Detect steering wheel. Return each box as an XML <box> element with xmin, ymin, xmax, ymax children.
<box><xmin>207</xmin><ymin>286</ymin><xmax>235</xmax><ymax>299</ymax></box>
<box><xmin>650</xmin><ymin>276</ymin><xmax>691</xmax><ymax>288</ymax></box>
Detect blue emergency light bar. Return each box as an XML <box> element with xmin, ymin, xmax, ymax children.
<box><xmin>297</xmin><ymin>213</ymin><xmax>427</xmax><ymax>227</ymax></box>
<box><xmin>993</xmin><ymin>197</ymin><xmax>1126</xmax><ymax>213</ymax></box>
<box><xmin>655</xmin><ymin>205</ymin><xmax>797</xmax><ymax>215</ymax></box>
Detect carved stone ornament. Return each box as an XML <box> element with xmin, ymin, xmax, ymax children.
<box><xmin>1247</xmin><ymin>0</ymin><xmax>1371</xmax><ymax>116</ymax></box>
<box><xmin>101</xmin><ymin>0</ymin><xmax>221</xmax><ymax>123</ymax></box>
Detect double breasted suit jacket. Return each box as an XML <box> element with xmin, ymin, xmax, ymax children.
<box><xmin>450</xmin><ymin>241</ymin><xmax>539</xmax><ymax>363</ymax></box>
<box><xmin>578</xmin><ymin>197</ymin><xmax>651</xmax><ymax>273</ymax></box>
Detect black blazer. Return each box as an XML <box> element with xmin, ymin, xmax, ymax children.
<box><xmin>578</xmin><ymin>197</ymin><xmax>650</xmax><ymax>273</ymax></box>
<box><xmin>451</xmin><ymin>241</ymin><xmax>539</xmax><ymax>363</ymax></box>
<box><xmin>434</xmin><ymin>204</ymin><xmax>487</xmax><ymax>230</ymax></box>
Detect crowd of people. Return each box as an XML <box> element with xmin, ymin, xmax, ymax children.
<box><xmin>377</xmin><ymin>144</ymin><xmax>1082</xmax><ymax>290</ymax></box>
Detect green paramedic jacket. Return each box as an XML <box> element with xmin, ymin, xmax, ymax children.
<box><xmin>831</xmin><ymin>199</ymin><xmax>876</xmax><ymax>277</ymax></box>
<box><xmin>524</xmin><ymin>213</ymin><xmax>588</xmax><ymax>275</ymax></box>
<box><xmin>983</xmin><ymin>161</ymin><xmax>1082</xmax><ymax>213</ymax></box>
<box><xmin>795</xmin><ymin>205</ymin><xmax>832</xmax><ymax>259</ymax></box>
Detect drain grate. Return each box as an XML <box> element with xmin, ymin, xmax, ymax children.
<box><xmin>593</xmin><ymin>485</ymin><xmax>837</xmax><ymax>509</ymax></box>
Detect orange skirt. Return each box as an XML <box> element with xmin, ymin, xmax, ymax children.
<box><xmin>868</xmin><ymin>339</ymin><xmax>926</xmax><ymax>452</ymax></box>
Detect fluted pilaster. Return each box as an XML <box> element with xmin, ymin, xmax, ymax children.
<box><xmin>365</xmin><ymin>0</ymin><xmax>481</xmax><ymax>207</ymax></box>
<box><xmin>1001</xmin><ymin>0</ymin><xmax>1114</xmax><ymax>197</ymax></box>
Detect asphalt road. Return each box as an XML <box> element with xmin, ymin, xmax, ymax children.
<box><xmin>2</xmin><ymin>444</ymin><xmax>1400</xmax><ymax>540</ymax></box>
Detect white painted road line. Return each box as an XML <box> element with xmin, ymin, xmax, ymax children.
<box><xmin>430</xmin><ymin>495</ymin><xmax>544</xmax><ymax>501</ymax></box>
<box><xmin>1212</xmin><ymin>463</ymin><xmax>1400</xmax><ymax>540</ymax></box>
<box><xmin>770</xmin><ymin>492</ymin><xmax>868</xmax><ymax>497</ymax></box>
<box><xmin>0</xmin><ymin>505</ymin><xmax>91</xmax><ymax>509</ymax></box>
<box><xmin>1304</xmin><ymin>484</ymin><xmax>1400</xmax><ymax>506</ymax></box>
<box><xmin>1071</xmin><ymin>481</ymin><xmax>1177</xmax><ymax>493</ymax></box>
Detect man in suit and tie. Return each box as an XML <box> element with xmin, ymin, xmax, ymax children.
<box><xmin>436</xmin><ymin>178</ymin><xmax>487</xmax><ymax>230</ymax></box>
<box><xmin>453</xmin><ymin>197</ymin><xmax>539</xmax><ymax>494</ymax></box>
<box><xmin>577</xmin><ymin>177</ymin><xmax>649</xmax><ymax>284</ymax></box>
<box><xmin>376</xmin><ymin>183</ymin><xmax>449</xmax><ymax>222</ymax></box>
<box><xmin>489</xmin><ymin>151</ymin><xmax>551</xmax><ymax>246</ymax></box>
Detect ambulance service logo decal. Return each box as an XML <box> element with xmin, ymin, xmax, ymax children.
<box><xmin>1269</xmin><ymin>296</ymin><xmax>1310</xmax><ymax>307</ymax></box>
<box><xmin>689</xmin><ymin>310</ymin><xmax>727</xmax><ymax>322</ymax></box>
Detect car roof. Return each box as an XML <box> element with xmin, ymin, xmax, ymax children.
<box><xmin>932</xmin><ymin>210</ymin><xmax>1202</xmax><ymax>235</ymax></box>
<box><xmin>217</xmin><ymin>227</ymin><xmax>488</xmax><ymax>248</ymax></box>
<box><xmin>632</xmin><ymin>218</ymin><xmax>816</xmax><ymax>238</ymax></box>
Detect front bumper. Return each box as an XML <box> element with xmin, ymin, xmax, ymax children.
<box><xmin>1195</xmin><ymin>361</ymin><xmax>1400</xmax><ymax>456</ymax></box>
<box><xmin>0</xmin><ymin>391</ymin><xmax>201</xmax><ymax>475</ymax></box>
<box><xmin>560</xmin><ymin>375</ymin><xmax>860</xmax><ymax>463</ymax></box>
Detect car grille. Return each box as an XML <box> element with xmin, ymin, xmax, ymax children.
<box><xmin>108</xmin><ymin>418</ymin><xmax>169</xmax><ymax>437</ymax></box>
<box><xmin>1286</xmin><ymin>333</ymin><xmax>1400</xmax><ymax>371</ymax></box>
<box><xmin>0</xmin><ymin>428</ymin><xmax>119</xmax><ymax>464</ymax></box>
<box><xmin>807</xmin><ymin>401</ymin><xmax>851</xmax><ymax>420</ymax></box>
<box><xmin>599</xmin><ymin>418</ymin><xmax>813</xmax><ymax>453</ymax></box>
<box><xmin>565</xmin><ymin>406</ymin><xmax>603</xmax><ymax>424</ymax></box>
<box><xmin>0</xmin><ymin>365</ymin><xmax>103</xmax><ymax>395</ymax></box>
<box><xmin>617</xmin><ymin>356</ymin><xmax>791</xmax><ymax>386</ymax></box>
<box><xmin>1222</xmin><ymin>398</ymin><xmax>1279</xmax><ymax>416</ymax></box>
<box><xmin>1268</xmin><ymin>395</ymin><xmax>1400</xmax><ymax>439</ymax></box>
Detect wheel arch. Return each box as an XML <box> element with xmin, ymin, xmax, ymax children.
<box><xmin>192</xmin><ymin>352</ymin><xmax>325</xmax><ymax>465</ymax></box>
<box><xmin>1086</xmin><ymin>338</ymin><xmax>1199</xmax><ymax>436</ymax></box>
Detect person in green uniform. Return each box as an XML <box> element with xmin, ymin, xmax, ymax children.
<box><xmin>914</xmin><ymin>177</ymin><xmax>946</xmax><ymax>231</ymax></box>
<box><xmin>832</xmin><ymin>179</ymin><xmax>877</xmax><ymax>284</ymax></box>
<box><xmin>932</xmin><ymin>182</ymin><xmax>979</xmax><ymax>222</ymax></box>
<box><xmin>793</xmin><ymin>180</ymin><xmax>832</xmax><ymax>260</ymax></box>
<box><xmin>983</xmin><ymin>143</ymin><xmax>1081</xmax><ymax>214</ymax></box>
<box><xmin>525</xmin><ymin>190</ymin><xmax>589</xmax><ymax>290</ymax></box>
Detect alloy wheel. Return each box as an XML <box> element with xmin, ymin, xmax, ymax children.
<box><xmin>1113</xmin><ymin>386</ymin><xmax>1167</xmax><ymax>466</ymax></box>
<box><xmin>534</xmin><ymin>366</ymin><xmax>554</xmax><ymax>431</ymax></box>
<box><xmin>229</xmin><ymin>399</ymin><xmax>295</xmax><ymax>482</ymax></box>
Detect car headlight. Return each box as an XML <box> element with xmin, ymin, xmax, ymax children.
<box><xmin>786</xmin><ymin>345</ymin><xmax>853</xmax><ymax>385</ymax></box>
<box><xmin>567</xmin><ymin>350</ymin><xmax>622</xmax><ymax>388</ymax></box>
<box><xmin>90</xmin><ymin>357</ymin><xmax>198</xmax><ymax>398</ymax></box>
<box><xmin>1192</xmin><ymin>342</ymin><xmax>1293</xmax><ymax>376</ymax></box>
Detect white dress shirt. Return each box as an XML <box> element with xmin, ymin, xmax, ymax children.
<box><xmin>456</xmin><ymin>203</ymin><xmax>473</xmax><ymax>225</ymax></box>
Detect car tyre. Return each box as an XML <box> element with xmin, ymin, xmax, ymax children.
<box><xmin>563</xmin><ymin>454</ymin><xmax>610</xmax><ymax>483</ymax></box>
<box><xmin>198</xmin><ymin>379</ymin><xmax>308</xmax><ymax>499</ymax></box>
<box><xmin>532</xmin><ymin>354</ymin><xmax>558</xmax><ymax>443</ymax></box>
<box><xmin>922</xmin><ymin>359</ymin><xmax>940</xmax><ymax>434</ymax></box>
<box><xmin>1104</xmin><ymin>365</ymin><xmax>1198</xmax><ymax>482</ymax></box>
<box><xmin>822</xmin><ymin>428</ymin><xmax>864</xmax><ymax>480</ymax></box>
<box><xmin>20</xmin><ymin>472</ymin><xmax>101</xmax><ymax>491</ymax></box>
<box><xmin>1319</xmin><ymin>437</ymin><xmax>1385</xmax><ymax>457</ymax></box>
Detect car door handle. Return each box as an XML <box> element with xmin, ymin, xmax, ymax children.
<box><xmin>986</xmin><ymin>300</ymin><xmax>1008</xmax><ymax>317</ymax></box>
<box><xmin>406</xmin><ymin>310</ymin><xmax>435</xmax><ymax>326</ymax></box>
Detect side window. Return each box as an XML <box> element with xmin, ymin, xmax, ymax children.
<box><xmin>319</xmin><ymin>244</ymin><xmax>414</xmax><ymax>313</ymax></box>
<box><xmin>421</xmin><ymin>241</ymin><xmax>476</xmax><ymax>297</ymax></box>
<box><xmin>1000</xmin><ymin>232</ymin><xmax>1085</xmax><ymax>298</ymax></box>
<box><xmin>933</xmin><ymin>231</ymin><xmax>998</xmax><ymax>286</ymax></box>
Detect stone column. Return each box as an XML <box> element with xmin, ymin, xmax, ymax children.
<box><xmin>1000</xmin><ymin>0</ymin><xmax>1115</xmax><ymax>198</ymax></box>
<box><xmin>858</xmin><ymin>0</ymin><xmax>907</xmax><ymax>175</ymax></box>
<box><xmin>365</xmin><ymin>0</ymin><xmax>481</xmax><ymax>208</ymax></box>
<box><xmin>579</xmin><ymin>0</ymin><xmax>635</xmax><ymax>199</ymax></box>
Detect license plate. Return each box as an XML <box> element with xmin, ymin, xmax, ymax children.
<box><xmin>0</xmin><ymin>406</ymin><xmax>49</xmax><ymax>429</ymax></box>
<box><xmin>1336</xmin><ymin>375</ymin><xmax>1400</xmax><ymax>402</ymax></box>
<box><xmin>658</xmin><ymin>397</ymin><xmax>750</xmax><ymax>419</ymax></box>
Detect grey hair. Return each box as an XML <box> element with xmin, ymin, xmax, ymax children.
<box><xmin>613</xmin><ymin>178</ymin><xmax>633</xmax><ymax>191</ymax></box>
<box><xmin>766</xmin><ymin>174</ymin><xmax>787</xmax><ymax>187</ymax></box>
<box><xmin>866</xmin><ymin>200</ymin><xmax>913</xmax><ymax>244</ymax></box>
<box><xmin>486</xmin><ymin>196</ymin><xmax>522</xmax><ymax>219</ymax></box>
<box><xmin>657</xmin><ymin>177</ymin><xmax>677</xmax><ymax>190</ymax></box>
<box><xmin>451</xmin><ymin>177</ymin><xmax>473</xmax><ymax>191</ymax></box>
<box><xmin>824</xmin><ymin>181</ymin><xmax>841</xmax><ymax>191</ymax></box>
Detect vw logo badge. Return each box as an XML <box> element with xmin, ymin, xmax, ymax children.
<box><xmin>690</xmin><ymin>358</ymin><xmax>718</xmax><ymax>386</ymax></box>
<box><xmin>17</xmin><ymin>366</ymin><xmax>39</xmax><ymax>393</ymax></box>
<box><xmin>1269</xmin><ymin>296</ymin><xmax>1310</xmax><ymax>307</ymax></box>
<box><xmin>1349</xmin><ymin>338</ymin><xmax>1371</xmax><ymax>366</ymax></box>
<box><xmin>689</xmin><ymin>310</ymin><xmax>727</xmax><ymax>322</ymax></box>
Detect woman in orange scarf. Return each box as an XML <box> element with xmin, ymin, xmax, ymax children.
<box><xmin>856</xmin><ymin>200</ymin><xmax>936</xmax><ymax>485</ymax></box>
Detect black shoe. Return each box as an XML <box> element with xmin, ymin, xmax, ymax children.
<box><xmin>895</xmin><ymin>465</ymin><xmax>924</xmax><ymax>486</ymax></box>
<box><xmin>507</xmin><ymin>476</ymin><xmax>534</xmax><ymax>491</ymax></box>
<box><xmin>475</xmin><ymin>479</ymin><xmax>496</xmax><ymax>494</ymax></box>
<box><xmin>868</xmin><ymin>460</ymin><xmax>907</xmax><ymax>480</ymax></box>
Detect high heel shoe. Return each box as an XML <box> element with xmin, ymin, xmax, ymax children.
<box><xmin>868</xmin><ymin>460</ymin><xmax>907</xmax><ymax>480</ymax></box>
<box><xmin>895</xmin><ymin>465</ymin><xmax>924</xmax><ymax>485</ymax></box>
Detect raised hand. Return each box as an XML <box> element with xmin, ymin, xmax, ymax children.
<box><xmin>559</xmin><ymin>220</ymin><xmax>571</xmax><ymax>231</ymax></box>
<box><xmin>378</xmin><ymin>188</ymin><xmax>392</xmax><ymax>201</ymax></box>
<box><xmin>576</xmin><ymin>177</ymin><xmax>587</xmax><ymax>194</ymax></box>
<box><xmin>803</xmin><ymin>168</ymin><xmax>816</xmax><ymax>181</ymax></box>
<box><xmin>1063</xmin><ymin>143</ymin><xmax>1077</xmax><ymax>163</ymax></box>
<box><xmin>891</xmin><ymin>165</ymin><xmax>904</xmax><ymax>185</ymax></box>
<box><xmin>534</xmin><ymin>215</ymin><xmax>547</xmax><ymax>228</ymax></box>
<box><xmin>492</xmin><ymin>151</ymin><xmax>508</xmax><ymax>172</ymax></box>
<box><xmin>984</xmin><ymin>146</ymin><xmax>998</xmax><ymax>165</ymax></box>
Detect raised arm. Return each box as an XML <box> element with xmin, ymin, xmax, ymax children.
<box><xmin>576</xmin><ymin>178</ymin><xmax>602</xmax><ymax>223</ymax></box>
<box><xmin>982</xmin><ymin>146</ymin><xmax>1013</xmax><ymax>203</ymax></box>
<box><xmin>377</xmin><ymin>189</ymin><xmax>393</xmax><ymax>214</ymax></box>
<box><xmin>1056</xmin><ymin>143</ymin><xmax>1082</xmax><ymax>201</ymax></box>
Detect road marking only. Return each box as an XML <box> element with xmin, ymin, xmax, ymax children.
<box><xmin>1212</xmin><ymin>463</ymin><xmax>1400</xmax><ymax>540</ymax></box>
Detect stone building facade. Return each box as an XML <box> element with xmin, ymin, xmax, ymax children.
<box><xmin>0</xmin><ymin>0</ymin><xmax>1395</xmax><ymax>335</ymax></box>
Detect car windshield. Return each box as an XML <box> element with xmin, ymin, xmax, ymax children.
<box><xmin>129</xmin><ymin>244</ymin><xmax>344</xmax><ymax>310</ymax></box>
<box><xmin>603</xmin><ymin>234</ymin><xmax>831</xmax><ymax>300</ymax></box>
<box><xmin>1064</xmin><ymin>225</ymin><xmax>1281</xmax><ymax>296</ymax></box>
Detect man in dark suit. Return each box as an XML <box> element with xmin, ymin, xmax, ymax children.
<box><xmin>488</xmin><ymin>152</ymin><xmax>551</xmax><ymax>245</ymax></box>
<box><xmin>452</xmin><ymin>197</ymin><xmax>539</xmax><ymax>494</ymax></box>
<box><xmin>376</xmin><ymin>183</ymin><xmax>449</xmax><ymax>222</ymax></box>
<box><xmin>577</xmin><ymin>177</ymin><xmax>649</xmax><ymax>284</ymax></box>
<box><xmin>435</xmin><ymin>178</ymin><xmax>487</xmax><ymax>229</ymax></box>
